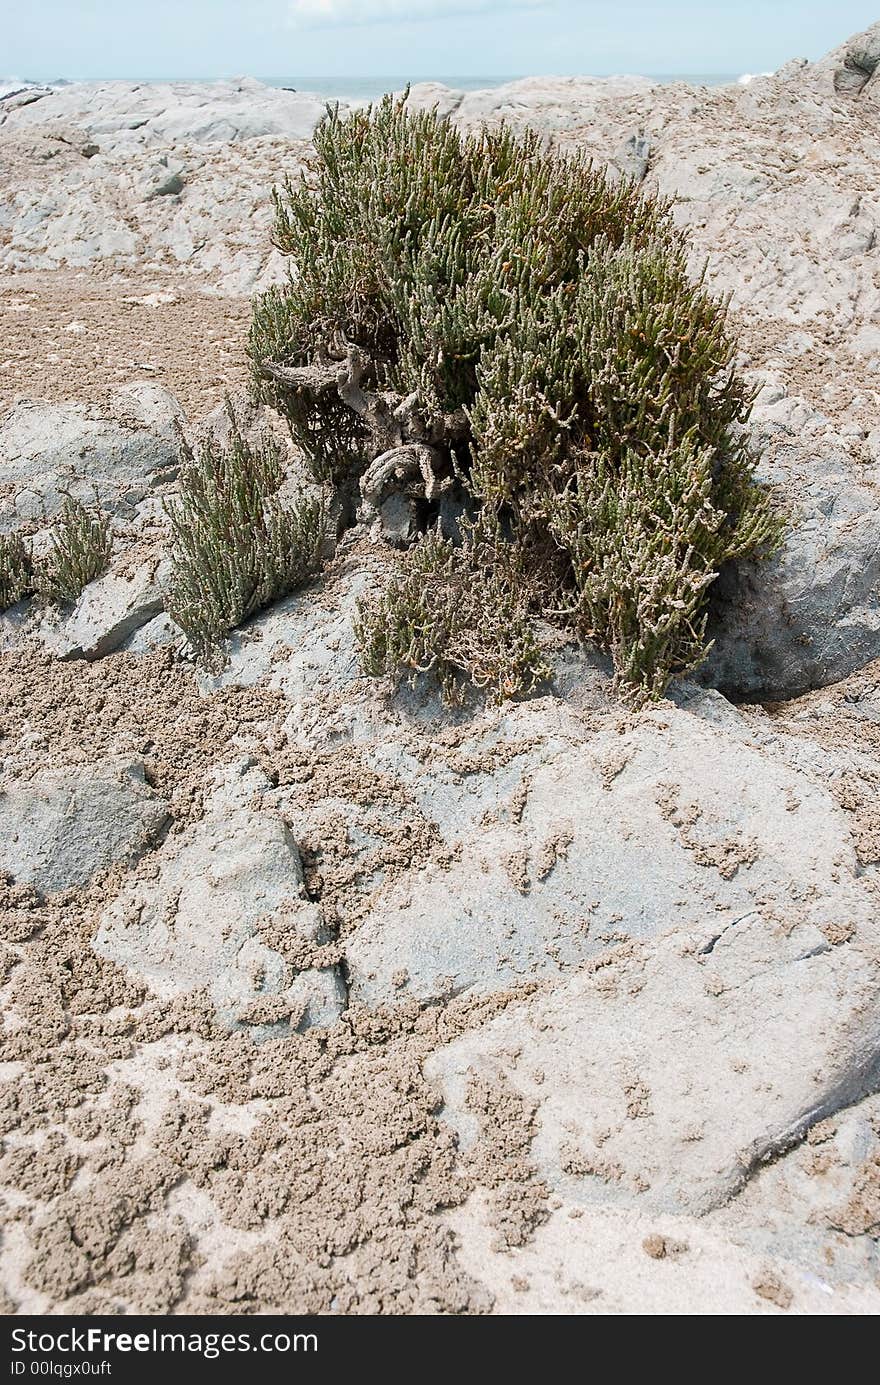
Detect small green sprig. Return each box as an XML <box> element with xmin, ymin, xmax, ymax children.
<box><xmin>0</xmin><ymin>531</ymin><xmax>33</xmax><ymax>612</ymax></box>
<box><xmin>35</xmin><ymin>498</ymin><xmax>112</xmax><ymax>605</ymax></box>
<box><xmin>165</xmin><ymin>413</ymin><xmax>327</xmax><ymax>659</ymax></box>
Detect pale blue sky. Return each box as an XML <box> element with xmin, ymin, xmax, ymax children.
<box><xmin>6</xmin><ymin>1</ymin><xmax>878</xmax><ymax>81</ymax></box>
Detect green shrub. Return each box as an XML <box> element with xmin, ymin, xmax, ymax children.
<box><xmin>250</xmin><ymin>95</ymin><xmax>781</xmax><ymax>702</ymax></box>
<box><xmin>0</xmin><ymin>532</ymin><xmax>33</xmax><ymax>612</ymax></box>
<box><xmin>165</xmin><ymin>417</ymin><xmax>326</xmax><ymax>657</ymax></box>
<box><xmin>355</xmin><ymin>525</ymin><xmax>550</xmax><ymax>704</ymax></box>
<box><xmin>35</xmin><ymin>498</ymin><xmax>112</xmax><ymax>605</ymax></box>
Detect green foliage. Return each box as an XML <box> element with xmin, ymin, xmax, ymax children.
<box><xmin>166</xmin><ymin>418</ymin><xmax>326</xmax><ymax>657</ymax></box>
<box><xmin>252</xmin><ymin>95</ymin><xmax>781</xmax><ymax>702</ymax></box>
<box><xmin>0</xmin><ymin>532</ymin><xmax>33</xmax><ymax>612</ymax></box>
<box><xmin>35</xmin><ymin>498</ymin><xmax>112</xmax><ymax>605</ymax></box>
<box><xmin>355</xmin><ymin>525</ymin><xmax>550</xmax><ymax>705</ymax></box>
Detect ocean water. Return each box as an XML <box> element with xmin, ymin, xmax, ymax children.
<box><xmin>1</xmin><ymin>72</ymin><xmax>749</xmax><ymax>103</ymax></box>
<box><xmin>265</xmin><ymin>73</ymin><xmax>742</xmax><ymax>100</ymax></box>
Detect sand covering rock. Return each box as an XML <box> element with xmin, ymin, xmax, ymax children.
<box><xmin>3</xmin><ymin>29</ymin><xmax>880</xmax><ymax>1316</ymax></box>
<box><xmin>0</xmin><ymin>272</ymin><xmax>251</xmax><ymax>419</ymax></box>
<box><xmin>1</xmin><ymin>633</ymin><xmax>879</xmax><ymax>1313</ymax></box>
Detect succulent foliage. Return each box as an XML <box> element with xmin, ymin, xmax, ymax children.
<box><xmin>355</xmin><ymin>524</ymin><xmax>550</xmax><ymax>704</ymax></box>
<box><xmin>35</xmin><ymin>498</ymin><xmax>112</xmax><ymax>605</ymax></box>
<box><xmin>166</xmin><ymin>418</ymin><xmax>326</xmax><ymax>657</ymax></box>
<box><xmin>251</xmin><ymin>95</ymin><xmax>781</xmax><ymax>701</ymax></box>
<box><xmin>0</xmin><ymin>532</ymin><xmax>33</xmax><ymax>612</ymax></box>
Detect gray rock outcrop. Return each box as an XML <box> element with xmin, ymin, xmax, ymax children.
<box><xmin>701</xmin><ymin>393</ymin><xmax>880</xmax><ymax>701</ymax></box>
<box><xmin>4</xmin><ymin>26</ymin><xmax>880</xmax><ymax>1315</ymax></box>
<box><xmin>0</xmin><ymin>758</ymin><xmax>169</xmax><ymax>893</ymax></box>
<box><xmin>426</xmin><ymin>909</ymin><xmax>880</xmax><ymax>1216</ymax></box>
<box><xmin>0</xmin><ymin>79</ymin><xmax>334</xmax><ymax>151</ymax></box>
<box><xmin>35</xmin><ymin>556</ymin><xmax>170</xmax><ymax>660</ymax></box>
<box><xmin>815</xmin><ymin>21</ymin><xmax>880</xmax><ymax>96</ymax></box>
<box><xmin>93</xmin><ymin>759</ymin><xmax>346</xmax><ymax>1035</ymax></box>
<box><xmin>345</xmin><ymin>697</ymin><xmax>874</xmax><ymax>1006</ymax></box>
<box><xmin>0</xmin><ymin>384</ymin><xmax>183</xmax><ymax>530</ymax></box>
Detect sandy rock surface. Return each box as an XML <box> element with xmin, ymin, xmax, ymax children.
<box><xmin>0</xmin><ymin>382</ymin><xmax>183</xmax><ymax>530</ymax></box>
<box><xmin>94</xmin><ymin>757</ymin><xmax>346</xmax><ymax>1037</ymax></box>
<box><xmin>0</xmin><ymin>758</ymin><xmax>168</xmax><ymax>894</ymax></box>
<box><xmin>1</xmin><ymin>25</ymin><xmax>879</xmax><ymax>1317</ymax></box>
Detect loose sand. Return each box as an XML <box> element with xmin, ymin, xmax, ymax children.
<box><xmin>0</xmin><ymin>270</ymin><xmax>251</xmax><ymax>418</ymax></box>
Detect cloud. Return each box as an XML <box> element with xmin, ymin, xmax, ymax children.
<box><xmin>287</xmin><ymin>1</ymin><xmax>551</xmax><ymax>29</ymax></box>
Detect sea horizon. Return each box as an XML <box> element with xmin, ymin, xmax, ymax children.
<box><xmin>1</xmin><ymin>71</ymin><xmax>754</xmax><ymax>103</ymax></box>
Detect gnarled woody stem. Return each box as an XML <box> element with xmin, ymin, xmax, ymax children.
<box><xmin>262</xmin><ymin>348</ymin><xmax>399</xmax><ymax>455</ymax></box>
<box><xmin>359</xmin><ymin>442</ymin><xmax>448</xmax><ymax>520</ymax></box>
<box><xmin>261</xmin><ymin>350</ymin><xmax>465</xmax><ymax>529</ymax></box>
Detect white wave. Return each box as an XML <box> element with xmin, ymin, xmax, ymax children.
<box><xmin>0</xmin><ymin>78</ymin><xmax>40</xmax><ymax>99</ymax></box>
<box><xmin>737</xmin><ymin>71</ymin><xmax>773</xmax><ymax>85</ymax></box>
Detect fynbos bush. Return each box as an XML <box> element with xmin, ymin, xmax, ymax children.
<box><xmin>0</xmin><ymin>532</ymin><xmax>33</xmax><ymax>612</ymax></box>
<box><xmin>251</xmin><ymin>95</ymin><xmax>781</xmax><ymax>702</ymax></box>
<box><xmin>166</xmin><ymin>418</ymin><xmax>326</xmax><ymax>657</ymax></box>
<box><xmin>35</xmin><ymin>498</ymin><xmax>112</xmax><ymax>605</ymax></box>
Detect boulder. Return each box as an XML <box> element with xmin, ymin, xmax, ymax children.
<box><xmin>199</xmin><ymin>566</ymin><xmax>368</xmax><ymax>708</ymax></box>
<box><xmin>426</xmin><ymin>906</ymin><xmax>880</xmax><ymax>1217</ymax></box>
<box><xmin>614</xmin><ymin>130</ymin><xmax>651</xmax><ymax>180</ymax></box>
<box><xmin>0</xmin><ymin>384</ymin><xmax>184</xmax><ymax>531</ymax></box>
<box><xmin>0</xmin><ymin>599</ymin><xmax>31</xmax><ymax>653</ymax></box>
<box><xmin>345</xmin><ymin>697</ymin><xmax>873</xmax><ymax>1006</ymax></box>
<box><xmin>453</xmin><ymin>74</ymin><xmax>655</xmax><ymax>138</ymax></box>
<box><xmin>702</xmin><ymin>401</ymin><xmax>880</xmax><ymax>702</ymax></box>
<box><xmin>442</xmin><ymin>1185</ymin><xmax>880</xmax><ymax>1313</ymax></box>
<box><xmin>93</xmin><ymin>759</ymin><xmax>346</xmax><ymax>1035</ymax></box>
<box><xmin>816</xmin><ymin>21</ymin><xmax>880</xmax><ymax>95</ymax></box>
<box><xmin>121</xmin><ymin>612</ymin><xmax>181</xmax><ymax>654</ymax></box>
<box><xmin>379</xmin><ymin>493</ymin><xmax>421</xmax><ymax>548</ymax></box>
<box><xmin>38</xmin><ymin>558</ymin><xmax>169</xmax><ymax>660</ymax></box>
<box><xmin>0</xmin><ymin>80</ymin><xmax>337</xmax><ymax>153</ymax></box>
<box><xmin>404</xmin><ymin>83</ymin><xmax>466</xmax><ymax>119</ymax></box>
<box><xmin>137</xmin><ymin>159</ymin><xmax>185</xmax><ymax>200</ymax></box>
<box><xmin>0</xmin><ymin>759</ymin><xmax>169</xmax><ymax>893</ymax></box>
<box><xmin>708</xmin><ymin>1091</ymin><xmax>880</xmax><ymax>1284</ymax></box>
